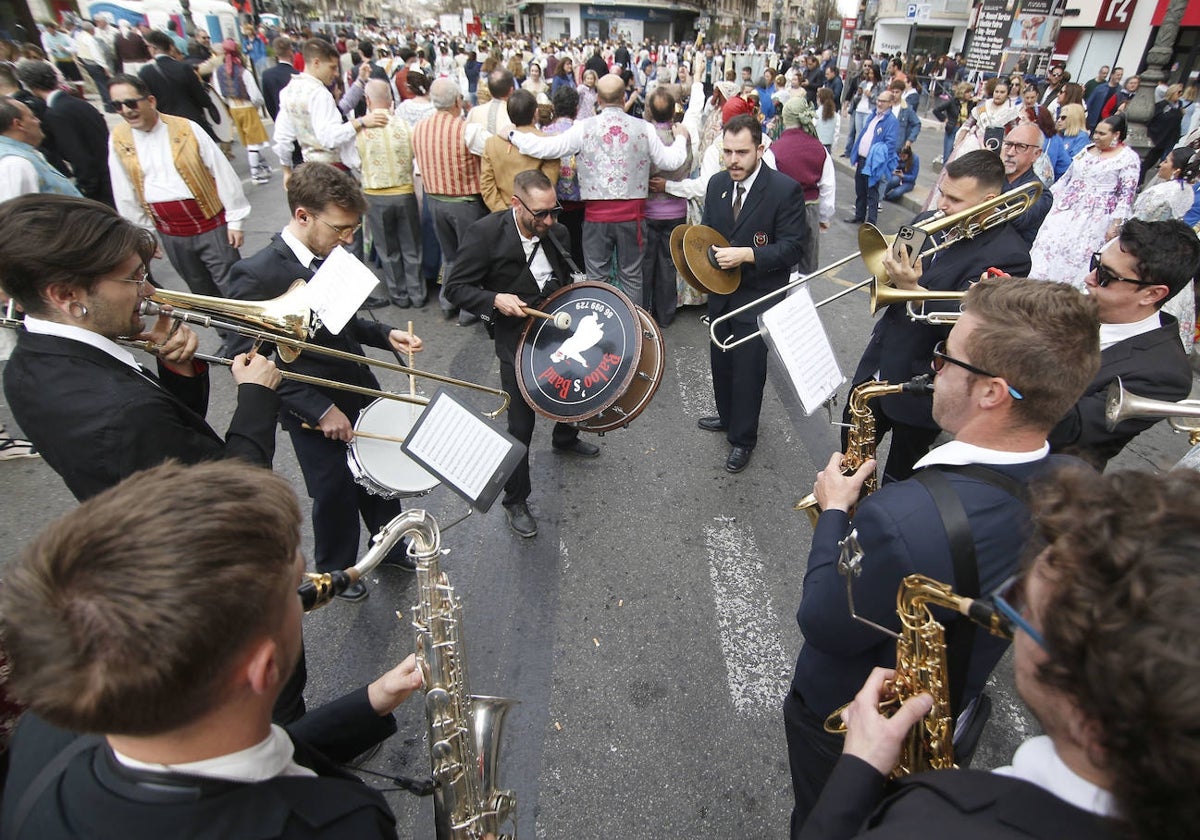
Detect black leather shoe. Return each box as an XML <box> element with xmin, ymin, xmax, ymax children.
<box><xmin>504</xmin><ymin>502</ymin><xmax>538</xmax><ymax>538</ymax></box>
<box><xmin>336</xmin><ymin>581</ymin><xmax>369</xmax><ymax>602</ymax></box>
<box><xmin>842</xmin><ymin>216</ymin><xmax>865</xmax><ymax>224</ymax></box>
<box><xmin>391</xmin><ymin>298</ymin><xmax>412</xmax><ymax>309</ymax></box>
<box><xmin>553</xmin><ymin>439</ymin><xmax>600</xmax><ymax>458</ymax></box>
<box><xmin>725</xmin><ymin>446</ymin><xmax>752</xmax><ymax>473</ymax></box>
<box><xmin>362</xmin><ymin>296</ymin><xmax>390</xmax><ymax>310</ymax></box>
<box><xmin>697</xmin><ymin>416</ymin><xmax>726</xmax><ymax>432</ymax></box>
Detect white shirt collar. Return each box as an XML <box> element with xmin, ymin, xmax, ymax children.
<box><xmin>22</xmin><ymin>313</ymin><xmax>142</xmax><ymax>372</ymax></box>
<box><xmin>112</xmin><ymin>724</ymin><xmax>315</xmax><ymax>783</ymax></box>
<box><xmin>733</xmin><ymin>161</ymin><xmax>761</xmax><ymax>202</ymax></box>
<box><xmin>913</xmin><ymin>438</ymin><xmax>1049</xmax><ymax>470</ymax></box>
<box><xmin>511</xmin><ymin>208</ymin><xmax>538</xmax><ymax>245</ymax></box>
<box><xmin>280</xmin><ymin>226</ymin><xmax>321</xmax><ymax>270</ymax></box>
<box><xmin>992</xmin><ymin>735</ymin><xmax>1117</xmax><ymax>817</ymax></box>
<box><xmin>1098</xmin><ymin>310</ymin><xmax>1162</xmax><ymax>351</ymax></box>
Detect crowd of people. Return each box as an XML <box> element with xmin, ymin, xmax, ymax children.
<box><xmin>0</xmin><ymin>15</ymin><xmax>1198</xmax><ymax>840</ymax></box>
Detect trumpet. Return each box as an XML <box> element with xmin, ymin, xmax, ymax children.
<box><xmin>1105</xmin><ymin>378</ymin><xmax>1200</xmax><ymax>445</ymax></box>
<box><xmin>709</xmin><ymin>181</ymin><xmax>1042</xmax><ymax>351</ymax></box>
<box><xmin>144</xmin><ymin>286</ymin><xmax>510</xmax><ymax>418</ymax></box>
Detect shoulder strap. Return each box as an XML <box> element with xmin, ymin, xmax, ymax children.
<box><xmin>912</xmin><ymin>468</ymin><xmax>979</xmax><ymax>720</ymax></box>
<box><xmin>9</xmin><ymin>734</ymin><xmax>103</xmax><ymax>838</ymax></box>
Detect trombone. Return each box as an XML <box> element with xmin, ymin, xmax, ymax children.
<box><xmin>144</xmin><ymin>285</ymin><xmax>510</xmax><ymax>418</ymax></box>
<box><xmin>1105</xmin><ymin>378</ymin><xmax>1200</xmax><ymax>445</ymax></box>
<box><xmin>708</xmin><ymin>181</ymin><xmax>1042</xmax><ymax>351</ymax></box>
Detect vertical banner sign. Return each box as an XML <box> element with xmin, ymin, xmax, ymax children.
<box><xmin>837</xmin><ymin>18</ymin><xmax>856</xmax><ymax>72</ymax></box>
<box><xmin>966</xmin><ymin>0</ymin><xmax>1064</xmax><ymax>76</ymax></box>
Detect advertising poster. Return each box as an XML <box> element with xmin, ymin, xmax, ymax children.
<box><xmin>965</xmin><ymin>0</ymin><xmax>1063</xmax><ymax>76</ymax></box>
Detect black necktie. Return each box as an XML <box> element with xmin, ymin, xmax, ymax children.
<box><xmin>733</xmin><ymin>185</ymin><xmax>745</xmax><ymax>223</ymax></box>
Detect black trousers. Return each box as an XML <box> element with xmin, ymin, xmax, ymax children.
<box><xmin>287</xmin><ymin>425</ymin><xmax>405</xmax><ymax>574</ymax></box>
<box><xmin>854</xmin><ymin>159</ymin><xmax>883</xmax><ymax>224</ymax></box>
<box><xmin>643</xmin><ymin>216</ymin><xmax>686</xmax><ymax>326</ymax></box>
<box><xmin>499</xmin><ymin>358</ymin><xmax>579</xmax><ymax>505</ymax></box>
<box><xmin>709</xmin><ymin>315</ymin><xmax>770</xmax><ymax>449</ymax></box>
<box><xmin>783</xmin><ymin>687</ymin><xmax>845</xmax><ymax>839</ymax></box>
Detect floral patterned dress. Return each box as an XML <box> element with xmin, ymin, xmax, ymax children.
<box><xmin>1029</xmin><ymin>144</ymin><xmax>1141</xmax><ymax>290</ymax></box>
<box><xmin>1133</xmin><ymin>178</ymin><xmax>1198</xmax><ymax>351</ymax></box>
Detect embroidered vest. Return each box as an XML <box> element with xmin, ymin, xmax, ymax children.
<box><xmin>279</xmin><ymin>73</ymin><xmax>339</xmax><ymax>165</ymax></box>
<box><xmin>356</xmin><ymin>116</ymin><xmax>415</xmax><ymax>191</ymax></box>
<box><xmin>110</xmin><ymin>116</ymin><xmax>222</xmax><ymax>220</ymax></box>
<box><xmin>411</xmin><ymin>111</ymin><xmax>480</xmax><ymax>196</ymax></box>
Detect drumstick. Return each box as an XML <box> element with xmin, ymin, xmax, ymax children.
<box><xmin>301</xmin><ymin>423</ymin><xmax>407</xmax><ymax>444</ymax></box>
<box><xmin>523</xmin><ymin>307</ymin><xmax>572</xmax><ymax>330</ymax></box>
<box><xmin>407</xmin><ymin>320</ymin><xmax>415</xmax><ymax>399</ymax></box>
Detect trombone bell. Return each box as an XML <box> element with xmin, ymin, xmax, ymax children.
<box><xmin>1105</xmin><ymin>379</ymin><xmax>1200</xmax><ymax>440</ymax></box>
<box><xmin>869</xmin><ymin>283</ymin><xmax>966</xmax><ymax>317</ymax></box>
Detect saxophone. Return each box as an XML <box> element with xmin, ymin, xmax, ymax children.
<box><xmin>823</xmin><ymin>538</ymin><xmax>1013</xmax><ymax>776</ymax></box>
<box><xmin>298</xmin><ymin>511</ymin><xmax>517</xmax><ymax>839</ymax></box>
<box><xmin>409</xmin><ymin>513</ymin><xmax>518</xmax><ymax>840</ymax></box>
<box><xmin>795</xmin><ymin>375</ymin><xmax>934</xmax><ymax>526</ymax></box>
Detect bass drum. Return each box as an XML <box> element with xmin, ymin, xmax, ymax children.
<box><xmin>515</xmin><ymin>281</ymin><xmax>664</xmax><ymax>433</ymax></box>
<box><xmin>347</xmin><ymin>398</ymin><xmax>439</xmax><ymax>498</ymax></box>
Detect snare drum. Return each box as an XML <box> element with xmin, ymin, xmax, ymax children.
<box><xmin>347</xmin><ymin>398</ymin><xmax>439</xmax><ymax>498</ymax></box>
<box><xmin>515</xmin><ymin>282</ymin><xmax>665</xmax><ymax>432</ymax></box>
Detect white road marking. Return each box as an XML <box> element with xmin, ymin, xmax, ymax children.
<box><xmin>559</xmin><ymin>537</ymin><xmax>569</xmax><ymax>571</ymax></box>
<box><xmin>704</xmin><ymin>515</ymin><xmax>791</xmax><ymax>715</ymax></box>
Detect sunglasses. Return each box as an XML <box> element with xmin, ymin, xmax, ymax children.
<box><xmin>517</xmin><ymin>195</ymin><xmax>563</xmax><ymax>221</ymax></box>
<box><xmin>931</xmin><ymin>340</ymin><xmax>1024</xmax><ymax>400</ymax></box>
<box><xmin>113</xmin><ymin>96</ymin><xmax>148</xmax><ymax>111</ymax></box>
<box><xmin>1089</xmin><ymin>251</ymin><xmax>1155</xmax><ymax>288</ymax></box>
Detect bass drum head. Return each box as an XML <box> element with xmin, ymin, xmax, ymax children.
<box><xmin>574</xmin><ymin>306</ymin><xmax>665</xmax><ymax>433</ymax></box>
<box><xmin>515</xmin><ymin>281</ymin><xmax>643</xmax><ymax>425</ymax></box>
<box><xmin>347</xmin><ymin>398</ymin><xmax>438</xmax><ymax>498</ymax></box>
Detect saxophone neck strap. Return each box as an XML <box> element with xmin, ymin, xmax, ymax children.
<box><xmin>912</xmin><ymin>464</ymin><xmax>1026</xmax><ymax>721</ymax></box>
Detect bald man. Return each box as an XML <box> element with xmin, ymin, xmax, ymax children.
<box><xmin>1001</xmin><ymin>122</ymin><xmax>1053</xmax><ymax>246</ymax></box>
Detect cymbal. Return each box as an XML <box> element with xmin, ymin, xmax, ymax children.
<box><xmin>670</xmin><ymin>224</ymin><xmax>708</xmax><ymax>295</ymax></box>
<box><xmin>683</xmin><ymin>225</ymin><xmax>741</xmax><ymax>295</ymax></box>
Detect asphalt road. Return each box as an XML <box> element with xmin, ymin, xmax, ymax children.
<box><xmin>0</xmin><ymin>146</ymin><xmax>1194</xmax><ymax>839</ymax></box>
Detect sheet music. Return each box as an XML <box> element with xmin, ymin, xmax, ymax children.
<box><xmin>759</xmin><ymin>285</ymin><xmax>844</xmax><ymax>415</ymax></box>
<box><xmin>306</xmin><ymin>247</ymin><xmax>379</xmax><ymax>335</ymax></box>
<box><xmin>404</xmin><ymin>393</ymin><xmax>514</xmax><ymax>499</ymax></box>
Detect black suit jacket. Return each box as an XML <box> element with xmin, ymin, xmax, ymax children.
<box><xmin>854</xmin><ymin>218</ymin><xmax>1032</xmax><ymax>428</ymax></box>
<box><xmin>262</xmin><ymin>61</ymin><xmax>300</xmax><ymax>121</ymax></box>
<box><xmin>443</xmin><ymin>210</ymin><xmax>575</xmax><ymax>362</ymax></box>
<box><xmin>1049</xmin><ymin>315</ymin><xmax>1191</xmax><ymax>469</ymax></box>
<box><xmin>799</xmin><ymin>754</ymin><xmax>1119</xmax><ymax>840</ymax></box>
<box><xmin>44</xmin><ymin>90</ymin><xmax>113</xmax><ymax>206</ymax></box>
<box><xmin>701</xmin><ymin>164</ymin><xmax>808</xmax><ymax>323</ymax></box>
<box><xmin>140</xmin><ymin>55</ymin><xmax>214</xmax><ymax>132</ymax></box>
<box><xmin>3</xmin><ymin>329</ymin><xmax>278</xmax><ymax>501</ymax></box>
<box><xmin>1</xmin><ymin>688</ymin><xmax>398</xmax><ymax>840</ymax></box>
<box><xmin>224</xmin><ymin>236</ymin><xmax>396</xmax><ymax>429</ymax></box>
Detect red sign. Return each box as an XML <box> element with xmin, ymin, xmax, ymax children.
<box><xmin>1152</xmin><ymin>0</ymin><xmax>1200</xmax><ymax>27</ymax></box>
<box><xmin>1097</xmin><ymin>0</ymin><xmax>1139</xmax><ymax>30</ymax></box>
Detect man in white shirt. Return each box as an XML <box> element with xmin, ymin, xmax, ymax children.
<box><xmin>786</xmin><ymin>276</ymin><xmax>1101</xmax><ymax>831</ymax></box>
<box><xmin>107</xmin><ymin>74</ymin><xmax>250</xmax><ymax>299</ymax></box>
<box><xmin>73</xmin><ymin>21</ymin><xmax>114</xmax><ymax>112</ymax></box>
<box><xmin>1048</xmin><ymin>218</ymin><xmax>1198</xmax><ymax>469</ymax></box>
<box><xmin>0</xmin><ymin>97</ymin><xmax>80</xmax><ymax>201</ymax></box>
<box><xmin>0</xmin><ymin>459</ymin><xmax>423</xmax><ymax>838</ymax></box>
<box><xmin>801</xmin><ymin>464</ymin><xmax>1200</xmax><ymax>840</ymax></box>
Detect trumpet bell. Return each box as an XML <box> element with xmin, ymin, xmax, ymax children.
<box><xmin>1105</xmin><ymin>378</ymin><xmax>1200</xmax><ymax>434</ymax></box>
<box><xmin>859</xmin><ymin>225</ymin><xmax>894</xmax><ymax>283</ymax></box>
<box><xmin>869</xmin><ymin>283</ymin><xmax>966</xmax><ymax>316</ymax></box>
<box><xmin>152</xmin><ymin>280</ymin><xmax>315</xmax><ymax>361</ymax></box>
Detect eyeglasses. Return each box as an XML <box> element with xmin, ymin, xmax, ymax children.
<box><xmin>113</xmin><ymin>96</ymin><xmax>148</xmax><ymax>111</ymax></box>
<box><xmin>112</xmin><ymin>265</ymin><xmax>150</xmax><ymax>291</ymax></box>
<box><xmin>1001</xmin><ymin>140</ymin><xmax>1039</xmax><ymax>154</ymax></box>
<box><xmin>990</xmin><ymin>574</ymin><xmax>1048</xmax><ymax>651</ymax></box>
<box><xmin>1089</xmin><ymin>251</ymin><xmax>1155</xmax><ymax>288</ymax></box>
<box><xmin>931</xmin><ymin>340</ymin><xmax>1024</xmax><ymax>400</ymax></box>
<box><xmin>311</xmin><ymin>213</ymin><xmax>362</xmax><ymax>237</ymax></box>
<box><xmin>516</xmin><ymin>194</ymin><xmax>563</xmax><ymax>221</ymax></box>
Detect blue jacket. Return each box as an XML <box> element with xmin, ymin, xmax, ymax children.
<box><xmin>894</xmin><ymin>105</ymin><xmax>921</xmax><ymax>146</ymax></box>
<box><xmin>1084</xmin><ymin>83</ymin><xmax>1118</xmax><ymax>128</ymax></box>
<box><xmin>1043</xmin><ymin>133</ymin><xmax>1073</xmax><ymax>181</ymax></box>
<box><xmin>851</xmin><ymin>110</ymin><xmax>899</xmax><ymax>188</ymax></box>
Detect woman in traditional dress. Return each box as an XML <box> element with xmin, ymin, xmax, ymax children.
<box><xmin>212</xmin><ymin>40</ymin><xmax>271</xmax><ymax>184</ymax></box>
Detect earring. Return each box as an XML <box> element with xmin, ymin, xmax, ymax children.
<box><xmin>68</xmin><ymin>301</ymin><xmax>88</xmax><ymax>319</ymax></box>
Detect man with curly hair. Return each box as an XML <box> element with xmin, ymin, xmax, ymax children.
<box><xmin>799</xmin><ymin>466</ymin><xmax>1200</xmax><ymax>840</ymax></box>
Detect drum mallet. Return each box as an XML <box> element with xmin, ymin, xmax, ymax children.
<box><xmin>523</xmin><ymin>307</ymin><xmax>572</xmax><ymax>330</ymax></box>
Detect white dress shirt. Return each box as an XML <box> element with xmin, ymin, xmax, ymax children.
<box><xmin>1097</xmin><ymin>310</ymin><xmax>1163</xmax><ymax>351</ymax></box>
<box><xmin>113</xmin><ymin>724</ymin><xmax>316</xmax><ymax>783</ymax></box>
<box><xmin>993</xmin><ymin>735</ymin><xmax>1116</xmax><ymax>817</ymax></box>
<box><xmin>512</xmin><ymin>209</ymin><xmax>554</xmax><ymax>291</ymax></box>
<box><xmin>0</xmin><ymin>155</ymin><xmax>39</xmax><ymax>202</ymax></box>
<box><xmin>272</xmin><ymin>73</ymin><xmax>360</xmax><ymax>169</ymax></box>
<box><xmin>108</xmin><ymin>116</ymin><xmax>251</xmax><ymax>232</ymax></box>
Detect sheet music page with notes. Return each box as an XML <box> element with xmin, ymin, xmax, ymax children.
<box><xmin>306</xmin><ymin>246</ymin><xmax>379</xmax><ymax>335</ymax></box>
<box><xmin>404</xmin><ymin>392</ymin><xmax>516</xmax><ymax>501</ymax></box>
<box><xmin>759</xmin><ymin>284</ymin><xmax>845</xmax><ymax>415</ymax></box>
